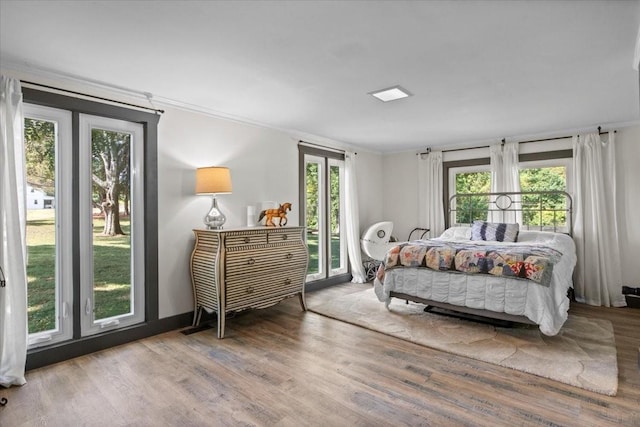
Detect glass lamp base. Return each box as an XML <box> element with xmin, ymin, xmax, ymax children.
<box><xmin>204</xmin><ymin>196</ymin><xmax>226</xmax><ymax>230</ymax></box>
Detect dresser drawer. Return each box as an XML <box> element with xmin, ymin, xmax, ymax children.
<box><xmin>266</xmin><ymin>228</ymin><xmax>303</xmax><ymax>244</ymax></box>
<box><xmin>194</xmin><ymin>231</ymin><xmax>221</xmax><ymax>252</ymax></box>
<box><xmin>224</xmin><ymin>231</ymin><xmax>268</xmax><ymax>248</ymax></box>
<box><xmin>226</xmin><ymin>271</ymin><xmax>305</xmax><ymax>311</ymax></box>
<box><xmin>225</xmin><ymin>245</ymin><xmax>307</xmax><ymax>278</ymax></box>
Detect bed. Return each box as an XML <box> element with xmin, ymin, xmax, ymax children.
<box><xmin>373</xmin><ymin>191</ymin><xmax>577</xmax><ymax>336</ymax></box>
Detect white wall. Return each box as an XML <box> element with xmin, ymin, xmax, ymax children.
<box><xmin>157</xmin><ymin>108</ymin><xmax>383</xmax><ymax>317</ymax></box>
<box><xmin>158</xmin><ymin>108</ymin><xmax>301</xmax><ymax>316</ymax></box>
<box><xmin>381</xmin><ymin>152</ymin><xmax>420</xmax><ymax>241</ymax></box>
<box><xmin>353</xmin><ymin>150</ymin><xmax>384</xmax><ymax>238</ymax></box>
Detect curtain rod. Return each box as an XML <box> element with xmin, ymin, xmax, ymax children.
<box><xmin>298</xmin><ymin>140</ymin><xmax>351</xmax><ymax>154</ymax></box>
<box><xmin>418</xmin><ymin>128</ymin><xmax>617</xmax><ymax>156</ymax></box>
<box><xmin>21</xmin><ymin>80</ymin><xmax>165</xmax><ymax>114</ymax></box>
<box><xmin>417</xmin><ymin>145</ymin><xmax>491</xmax><ymax>156</ymax></box>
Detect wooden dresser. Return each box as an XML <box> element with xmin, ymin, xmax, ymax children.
<box><xmin>190</xmin><ymin>226</ymin><xmax>308</xmax><ymax>338</ymax></box>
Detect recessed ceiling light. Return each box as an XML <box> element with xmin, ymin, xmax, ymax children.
<box><xmin>369</xmin><ymin>85</ymin><xmax>412</xmax><ymax>102</ymax></box>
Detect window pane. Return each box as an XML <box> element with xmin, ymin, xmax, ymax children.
<box><xmin>305</xmin><ymin>161</ymin><xmax>322</xmax><ymax>276</ymax></box>
<box><xmin>329</xmin><ymin>164</ymin><xmax>343</xmax><ymax>272</ymax></box>
<box><xmin>91</xmin><ymin>128</ymin><xmax>133</xmax><ymax>321</ymax></box>
<box><xmin>520</xmin><ymin>166</ymin><xmax>567</xmax><ymax>229</ymax></box>
<box><xmin>25</xmin><ymin>118</ymin><xmax>57</xmax><ymax>334</ymax></box>
<box><xmin>454</xmin><ymin>171</ymin><xmax>490</xmax><ymax>224</ymax></box>
<box><xmin>328</xmin><ymin>159</ymin><xmax>348</xmax><ymax>277</ymax></box>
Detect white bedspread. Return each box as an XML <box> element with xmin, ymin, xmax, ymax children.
<box><xmin>374</xmin><ymin>228</ymin><xmax>577</xmax><ymax>336</ymax></box>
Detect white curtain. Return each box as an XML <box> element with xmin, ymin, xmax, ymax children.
<box><xmin>418</xmin><ymin>150</ymin><xmax>445</xmax><ymax>238</ymax></box>
<box><xmin>572</xmin><ymin>132</ymin><xmax>626</xmax><ymax>307</ymax></box>
<box><xmin>0</xmin><ymin>76</ymin><xmax>28</xmax><ymax>387</ymax></box>
<box><xmin>502</xmin><ymin>142</ymin><xmax>521</xmax><ymax>194</ymax></box>
<box><xmin>489</xmin><ymin>144</ymin><xmax>503</xmax><ymax>223</ymax></box>
<box><xmin>489</xmin><ymin>143</ymin><xmax>504</xmax><ymax>195</ymax></box>
<box><xmin>489</xmin><ymin>142</ymin><xmax>521</xmax><ymax>224</ymax></box>
<box><xmin>344</xmin><ymin>151</ymin><xmax>366</xmax><ymax>283</ymax></box>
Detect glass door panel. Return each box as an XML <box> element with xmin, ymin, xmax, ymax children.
<box><xmin>80</xmin><ymin>114</ymin><xmax>144</xmax><ymax>336</ymax></box>
<box><xmin>302</xmin><ymin>151</ymin><xmax>347</xmax><ymax>282</ymax></box>
<box><xmin>305</xmin><ymin>156</ymin><xmax>325</xmax><ymax>280</ymax></box>
<box><xmin>25</xmin><ymin>118</ymin><xmax>57</xmax><ymax>334</ymax></box>
<box><xmin>91</xmin><ymin>128</ymin><xmax>133</xmax><ymax>322</ymax></box>
<box><xmin>24</xmin><ymin>105</ymin><xmax>73</xmax><ymax>348</ymax></box>
<box><xmin>328</xmin><ymin>161</ymin><xmax>347</xmax><ymax>276</ymax></box>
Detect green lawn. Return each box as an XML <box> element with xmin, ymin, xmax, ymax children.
<box><xmin>306</xmin><ymin>232</ymin><xmax>342</xmax><ymax>274</ymax></box>
<box><xmin>26</xmin><ymin>210</ymin><xmax>56</xmax><ymax>334</ymax></box>
<box><xmin>27</xmin><ymin>209</ymin><xmax>131</xmax><ymax>334</ymax></box>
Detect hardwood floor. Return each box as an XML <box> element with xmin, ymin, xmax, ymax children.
<box><xmin>2</xmin><ymin>283</ymin><xmax>639</xmax><ymax>426</ymax></box>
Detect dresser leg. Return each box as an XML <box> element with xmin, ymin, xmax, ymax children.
<box><xmin>192</xmin><ymin>306</ymin><xmax>203</xmax><ymax>327</ymax></box>
<box><xmin>217</xmin><ymin>311</ymin><xmax>225</xmax><ymax>339</ymax></box>
<box><xmin>298</xmin><ymin>292</ymin><xmax>307</xmax><ymax>311</ymax></box>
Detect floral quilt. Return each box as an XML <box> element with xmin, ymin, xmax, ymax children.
<box><xmin>376</xmin><ymin>240</ymin><xmax>562</xmax><ymax>287</ymax></box>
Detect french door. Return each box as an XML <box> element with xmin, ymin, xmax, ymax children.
<box><xmin>79</xmin><ymin>114</ymin><xmax>145</xmax><ymax>336</ymax></box>
<box><xmin>25</xmin><ymin>105</ymin><xmax>145</xmax><ymax>347</ymax></box>
<box><xmin>301</xmin><ymin>148</ymin><xmax>348</xmax><ymax>282</ymax></box>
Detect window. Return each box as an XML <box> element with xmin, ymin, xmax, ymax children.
<box><xmin>23</xmin><ymin>88</ymin><xmax>159</xmax><ymax>368</ymax></box>
<box><xmin>448</xmin><ymin>164</ymin><xmax>491</xmax><ymax>225</ymax></box>
<box><xmin>445</xmin><ymin>150</ymin><xmax>572</xmax><ymax>229</ymax></box>
<box><xmin>299</xmin><ymin>145</ymin><xmax>348</xmax><ymax>285</ymax></box>
<box><xmin>519</xmin><ymin>158</ymin><xmax>572</xmax><ymax>231</ymax></box>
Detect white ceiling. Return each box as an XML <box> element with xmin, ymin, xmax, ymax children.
<box><xmin>1</xmin><ymin>1</ymin><xmax>639</xmax><ymax>153</ymax></box>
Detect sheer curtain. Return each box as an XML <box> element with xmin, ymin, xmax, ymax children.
<box><xmin>502</xmin><ymin>142</ymin><xmax>521</xmax><ymax>194</ymax></box>
<box><xmin>417</xmin><ymin>150</ymin><xmax>444</xmax><ymax>238</ymax></box>
<box><xmin>489</xmin><ymin>142</ymin><xmax>521</xmax><ymax>223</ymax></box>
<box><xmin>489</xmin><ymin>143</ymin><xmax>504</xmax><ymax>194</ymax></box>
<box><xmin>502</xmin><ymin>142</ymin><xmax>522</xmax><ymax>224</ymax></box>
<box><xmin>0</xmin><ymin>76</ymin><xmax>28</xmax><ymax>387</ymax></box>
<box><xmin>572</xmin><ymin>132</ymin><xmax>626</xmax><ymax>307</ymax></box>
<box><xmin>489</xmin><ymin>144</ymin><xmax>503</xmax><ymax>222</ymax></box>
<box><xmin>345</xmin><ymin>151</ymin><xmax>366</xmax><ymax>283</ymax></box>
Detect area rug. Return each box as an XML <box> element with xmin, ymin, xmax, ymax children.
<box><xmin>309</xmin><ymin>288</ymin><xmax>618</xmax><ymax>396</ymax></box>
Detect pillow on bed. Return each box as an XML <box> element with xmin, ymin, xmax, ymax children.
<box><xmin>470</xmin><ymin>220</ymin><xmax>519</xmax><ymax>242</ymax></box>
<box><xmin>438</xmin><ymin>227</ymin><xmax>472</xmax><ymax>240</ymax></box>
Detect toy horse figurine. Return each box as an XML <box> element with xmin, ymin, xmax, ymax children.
<box><xmin>258</xmin><ymin>202</ymin><xmax>292</xmax><ymax>227</ymax></box>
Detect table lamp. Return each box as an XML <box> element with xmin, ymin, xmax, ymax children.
<box><xmin>195</xmin><ymin>166</ymin><xmax>232</xmax><ymax>229</ymax></box>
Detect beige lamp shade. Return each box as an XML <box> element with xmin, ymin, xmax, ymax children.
<box><xmin>195</xmin><ymin>166</ymin><xmax>232</xmax><ymax>194</ymax></box>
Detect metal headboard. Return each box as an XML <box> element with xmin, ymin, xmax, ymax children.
<box><xmin>447</xmin><ymin>191</ymin><xmax>573</xmax><ymax>235</ymax></box>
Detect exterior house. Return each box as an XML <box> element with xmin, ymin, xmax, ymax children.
<box><xmin>26</xmin><ymin>185</ymin><xmax>54</xmax><ymax>210</ymax></box>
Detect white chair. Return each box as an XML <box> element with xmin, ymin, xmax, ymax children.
<box><xmin>361</xmin><ymin>222</ymin><xmax>431</xmax><ymax>281</ymax></box>
<box><xmin>360</xmin><ymin>221</ymin><xmax>399</xmax><ymax>261</ymax></box>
